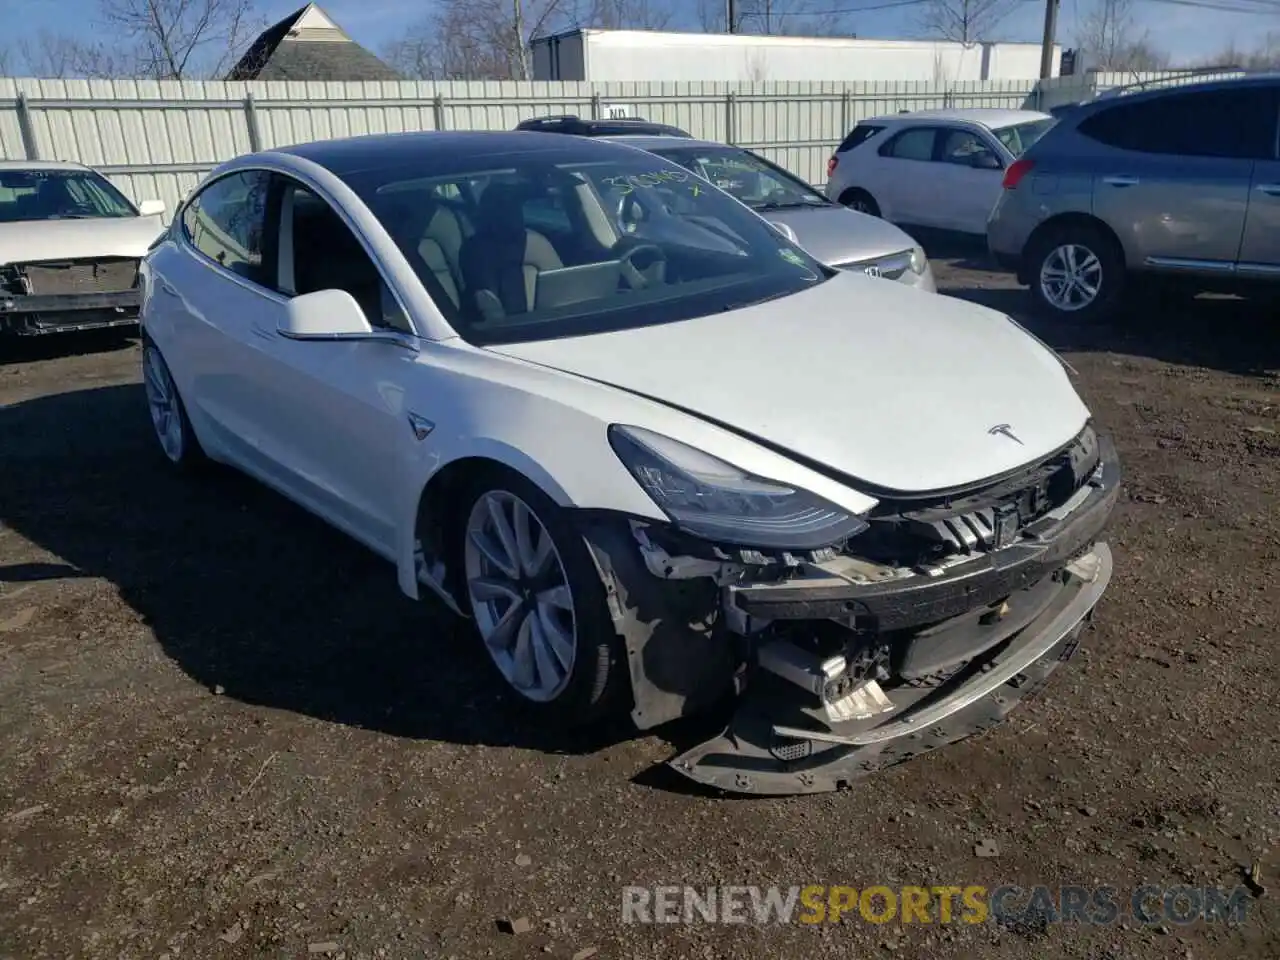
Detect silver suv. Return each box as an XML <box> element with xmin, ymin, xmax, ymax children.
<box><xmin>987</xmin><ymin>75</ymin><xmax>1280</xmax><ymax>321</ymax></box>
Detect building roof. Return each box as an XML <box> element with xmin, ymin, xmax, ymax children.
<box><xmin>226</xmin><ymin>3</ymin><xmax>402</xmax><ymax>82</ymax></box>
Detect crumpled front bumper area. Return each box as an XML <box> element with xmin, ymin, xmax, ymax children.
<box><xmin>669</xmin><ymin>544</ymin><xmax>1111</xmax><ymax>795</ymax></box>
<box><xmin>577</xmin><ymin>432</ymin><xmax>1120</xmax><ymax>797</ymax></box>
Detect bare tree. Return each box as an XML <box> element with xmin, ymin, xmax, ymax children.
<box><xmin>385</xmin><ymin>0</ymin><xmax>574</xmax><ymax>81</ymax></box>
<box><xmin>1198</xmin><ymin>32</ymin><xmax>1280</xmax><ymax>69</ymax></box>
<box><xmin>697</xmin><ymin>0</ymin><xmax>856</xmax><ymax>35</ymax></box>
<box><xmin>16</xmin><ymin>32</ymin><xmax>127</xmax><ymax>78</ymax></box>
<box><xmin>918</xmin><ymin>0</ymin><xmax>1020</xmax><ymax>43</ymax></box>
<box><xmin>1075</xmin><ymin>0</ymin><xmax>1169</xmax><ymax>71</ymax></box>
<box><xmin>587</xmin><ymin>0</ymin><xmax>674</xmax><ymax>30</ymax></box>
<box><xmin>98</xmin><ymin>0</ymin><xmax>264</xmax><ymax>79</ymax></box>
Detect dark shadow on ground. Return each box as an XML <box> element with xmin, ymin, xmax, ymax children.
<box><xmin>939</xmin><ymin>285</ymin><xmax>1280</xmax><ymax>380</ymax></box>
<box><xmin>0</xmin><ymin>328</ymin><xmax>137</xmax><ymax>367</ymax></box>
<box><xmin>0</xmin><ymin>383</ymin><xmax>636</xmax><ymax>757</ymax></box>
<box><xmin>905</xmin><ymin>226</ymin><xmax>999</xmax><ymax>271</ymax></box>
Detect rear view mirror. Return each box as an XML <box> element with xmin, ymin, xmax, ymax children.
<box><xmin>138</xmin><ymin>199</ymin><xmax>166</xmax><ymax>217</ymax></box>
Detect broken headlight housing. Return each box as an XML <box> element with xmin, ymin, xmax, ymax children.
<box><xmin>608</xmin><ymin>424</ymin><xmax>868</xmax><ymax>550</ymax></box>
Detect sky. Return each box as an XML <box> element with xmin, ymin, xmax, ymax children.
<box><xmin>2</xmin><ymin>0</ymin><xmax>1276</xmax><ymax>70</ymax></box>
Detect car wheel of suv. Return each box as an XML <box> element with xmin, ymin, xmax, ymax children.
<box><xmin>142</xmin><ymin>337</ymin><xmax>205</xmax><ymax>469</ymax></box>
<box><xmin>459</xmin><ymin>468</ymin><xmax>624</xmax><ymax>725</ymax></box>
<box><xmin>1028</xmin><ymin>224</ymin><xmax>1124</xmax><ymax>321</ymax></box>
<box><xmin>838</xmin><ymin>188</ymin><xmax>880</xmax><ymax>217</ymax></box>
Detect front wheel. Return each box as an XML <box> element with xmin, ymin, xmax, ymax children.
<box><xmin>142</xmin><ymin>338</ymin><xmax>205</xmax><ymax>469</ymax></box>
<box><xmin>459</xmin><ymin>469</ymin><xmax>625</xmax><ymax>724</ymax></box>
<box><xmin>1027</xmin><ymin>225</ymin><xmax>1125</xmax><ymax>322</ymax></box>
<box><xmin>838</xmin><ymin>188</ymin><xmax>880</xmax><ymax>217</ymax></box>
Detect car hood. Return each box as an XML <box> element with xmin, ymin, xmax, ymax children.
<box><xmin>0</xmin><ymin>215</ymin><xmax>164</xmax><ymax>264</ymax></box>
<box><xmin>488</xmin><ymin>273</ymin><xmax>1090</xmax><ymax>494</ymax></box>
<box><xmin>758</xmin><ymin>203</ymin><xmax>917</xmax><ymax>266</ymax></box>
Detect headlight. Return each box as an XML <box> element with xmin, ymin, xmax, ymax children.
<box><xmin>608</xmin><ymin>424</ymin><xmax>868</xmax><ymax>550</ymax></box>
<box><xmin>909</xmin><ymin>246</ymin><xmax>928</xmax><ymax>275</ymax></box>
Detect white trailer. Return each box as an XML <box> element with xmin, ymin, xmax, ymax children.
<box><xmin>531</xmin><ymin>29</ymin><xmax>1060</xmax><ymax>84</ymax></box>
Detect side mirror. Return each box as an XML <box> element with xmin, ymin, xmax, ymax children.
<box><xmin>969</xmin><ymin>151</ymin><xmax>1003</xmax><ymax>171</ymax></box>
<box><xmin>138</xmin><ymin>199</ymin><xmax>166</xmax><ymax>217</ymax></box>
<box><xmin>279</xmin><ymin>289</ymin><xmax>375</xmax><ymax>339</ymax></box>
<box><xmin>767</xmin><ymin>219</ymin><xmax>799</xmax><ymax>243</ymax></box>
<box><xmin>278</xmin><ymin>289</ymin><xmax>421</xmax><ymax>349</ymax></box>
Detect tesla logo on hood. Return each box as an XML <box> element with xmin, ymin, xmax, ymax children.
<box><xmin>988</xmin><ymin>423</ymin><xmax>1024</xmax><ymax>445</ymax></box>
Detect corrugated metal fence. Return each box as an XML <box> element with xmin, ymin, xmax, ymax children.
<box><xmin>0</xmin><ymin>72</ymin><xmax>1186</xmax><ymax>220</ymax></box>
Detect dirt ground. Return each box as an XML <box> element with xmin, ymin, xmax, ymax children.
<box><xmin>2</xmin><ymin>244</ymin><xmax>1278</xmax><ymax>960</ymax></box>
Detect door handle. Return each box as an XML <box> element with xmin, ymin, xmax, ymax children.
<box><xmin>1102</xmin><ymin>175</ymin><xmax>1140</xmax><ymax>187</ymax></box>
<box><xmin>1255</xmin><ymin>183</ymin><xmax>1280</xmax><ymax>197</ymax></box>
<box><xmin>158</xmin><ymin>279</ymin><xmax>178</xmax><ymax>295</ymax></box>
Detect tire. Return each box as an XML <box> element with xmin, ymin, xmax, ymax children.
<box><xmin>838</xmin><ymin>188</ymin><xmax>880</xmax><ymax>217</ymax></box>
<box><xmin>142</xmin><ymin>336</ymin><xmax>206</xmax><ymax>469</ymax></box>
<box><xmin>1027</xmin><ymin>223</ymin><xmax>1125</xmax><ymax>322</ymax></box>
<box><xmin>456</xmin><ymin>466</ymin><xmax>626</xmax><ymax>725</ymax></box>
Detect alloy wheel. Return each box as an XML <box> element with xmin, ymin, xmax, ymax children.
<box><xmin>143</xmin><ymin>344</ymin><xmax>185</xmax><ymax>462</ymax></box>
<box><xmin>463</xmin><ymin>490</ymin><xmax>577</xmax><ymax>702</ymax></box>
<box><xmin>1039</xmin><ymin>243</ymin><xmax>1103</xmax><ymax>312</ymax></box>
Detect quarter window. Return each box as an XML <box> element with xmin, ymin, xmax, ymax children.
<box><xmin>837</xmin><ymin>124</ymin><xmax>884</xmax><ymax>153</ymax></box>
<box><xmin>1078</xmin><ymin>88</ymin><xmax>1278</xmax><ymax>160</ymax></box>
<box><xmin>881</xmin><ymin>128</ymin><xmax>937</xmax><ymax>161</ymax></box>
<box><xmin>181</xmin><ymin>171</ymin><xmax>270</xmax><ymax>283</ymax></box>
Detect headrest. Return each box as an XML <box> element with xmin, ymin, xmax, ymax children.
<box><xmin>475</xmin><ymin>181</ymin><xmax>533</xmax><ymax>242</ymax></box>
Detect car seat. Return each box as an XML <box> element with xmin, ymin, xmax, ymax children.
<box><xmin>458</xmin><ymin>182</ymin><xmax>563</xmax><ymax>321</ymax></box>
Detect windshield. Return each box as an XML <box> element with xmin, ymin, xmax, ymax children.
<box><xmin>344</xmin><ymin>146</ymin><xmax>830</xmax><ymax>346</ymax></box>
<box><xmin>0</xmin><ymin>169</ymin><xmax>137</xmax><ymax>223</ymax></box>
<box><xmin>651</xmin><ymin>145</ymin><xmax>828</xmax><ymax>211</ymax></box>
<box><xmin>993</xmin><ymin>119</ymin><xmax>1057</xmax><ymax>157</ymax></box>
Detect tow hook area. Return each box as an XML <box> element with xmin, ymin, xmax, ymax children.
<box><xmin>667</xmin><ymin>544</ymin><xmax>1113</xmax><ymax>796</ymax></box>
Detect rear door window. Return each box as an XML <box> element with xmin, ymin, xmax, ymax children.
<box><xmin>1078</xmin><ymin>87</ymin><xmax>1278</xmax><ymax>160</ymax></box>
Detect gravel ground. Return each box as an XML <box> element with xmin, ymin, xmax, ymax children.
<box><xmin>2</xmin><ymin>244</ymin><xmax>1278</xmax><ymax>960</ymax></box>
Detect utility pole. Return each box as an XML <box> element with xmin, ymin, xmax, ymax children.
<box><xmin>1039</xmin><ymin>0</ymin><xmax>1060</xmax><ymax>78</ymax></box>
<box><xmin>727</xmin><ymin>0</ymin><xmax>737</xmax><ymax>33</ymax></box>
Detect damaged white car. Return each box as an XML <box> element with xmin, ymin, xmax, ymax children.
<box><xmin>0</xmin><ymin>161</ymin><xmax>166</xmax><ymax>336</ymax></box>
<box><xmin>140</xmin><ymin>132</ymin><xmax>1119</xmax><ymax>796</ymax></box>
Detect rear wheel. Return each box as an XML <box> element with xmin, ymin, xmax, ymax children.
<box><xmin>458</xmin><ymin>468</ymin><xmax>625</xmax><ymax>724</ymax></box>
<box><xmin>1027</xmin><ymin>224</ymin><xmax>1125</xmax><ymax>322</ymax></box>
<box><xmin>838</xmin><ymin>188</ymin><xmax>880</xmax><ymax>217</ymax></box>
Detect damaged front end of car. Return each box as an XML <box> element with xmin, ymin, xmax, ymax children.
<box><xmin>576</xmin><ymin>423</ymin><xmax>1119</xmax><ymax>796</ymax></box>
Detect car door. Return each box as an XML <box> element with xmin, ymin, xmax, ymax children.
<box><xmin>868</xmin><ymin>126</ymin><xmax>940</xmax><ymax>226</ymax></box>
<box><xmin>1236</xmin><ymin>84</ymin><xmax>1280</xmax><ymax>277</ymax></box>
<box><xmin>160</xmin><ymin>169</ymin><xmax>283</xmax><ymax>476</ymax></box>
<box><xmin>1081</xmin><ymin>88</ymin><xmax>1270</xmax><ymax>274</ymax></box>
<box><xmin>237</xmin><ymin>175</ymin><xmax>419</xmax><ymax>559</ymax></box>
<box><xmin>933</xmin><ymin>126</ymin><xmax>1006</xmax><ymax>234</ymax></box>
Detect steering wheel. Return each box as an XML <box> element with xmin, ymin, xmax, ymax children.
<box><xmin>614</xmin><ymin>240</ymin><xmax>666</xmax><ymax>289</ymax></box>
<box><xmin>616</xmin><ymin>190</ymin><xmax>646</xmax><ymax>234</ymax></box>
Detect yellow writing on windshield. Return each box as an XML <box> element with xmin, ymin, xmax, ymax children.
<box><xmin>601</xmin><ymin>169</ymin><xmax>691</xmax><ymax>196</ymax></box>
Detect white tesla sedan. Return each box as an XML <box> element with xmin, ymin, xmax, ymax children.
<box><xmin>141</xmin><ymin>131</ymin><xmax>1119</xmax><ymax>796</ymax></box>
